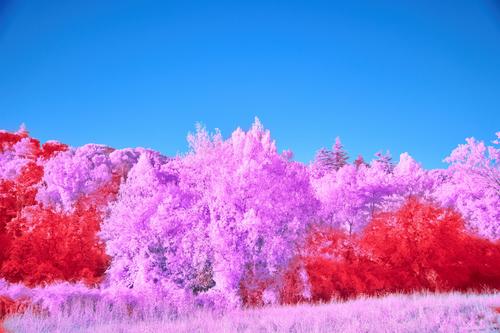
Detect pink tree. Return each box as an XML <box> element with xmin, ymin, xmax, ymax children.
<box><xmin>432</xmin><ymin>133</ymin><xmax>499</xmax><ymax>240</ymax></box>
<box><xmin>310</xmin><ymin>151</ymin><xmax>434</xmax><ymax>234</ymax></box>
<box><xmin>101</xmin><ymin>119</ymin><xmax>319</xmax><ymax>306</ymax></box>
<box><xmin>100</xmin><ymin>150</ymin><xmax>212</xmax><ymax>300</ymax></box>
<box><xmin>184</xmin><ymin>119</ymin><xmax>319</xmax><ymax>304</ymax></box>
<box><xmin>310</xmin><ymin>137</ymin><xmax>348</xmax><ymax>178</ymax></box>
<box><xmin>36</xmin><ymin>145</ymin><xmax>141</xmax><ymax>211</ymax></box>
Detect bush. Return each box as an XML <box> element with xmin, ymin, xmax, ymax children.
<box><xmin>284</xmin><ymin>198</ymin><xmax>500</xmax><ymax>303</ymax></box>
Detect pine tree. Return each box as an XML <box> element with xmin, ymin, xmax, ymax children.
<box><xmin>332</xmin><ymin>137</ymin><xmax>348</xmax><ymax>170</ymax></box>
<box><xmin>374</xmin><ymin>150</ymin><xmax>394</xmax><ymax>173</ymax></box>
<box><xmin>314</xmin><ymin>148</ymin><xmax>335</xmax><ymax>174</ymax></box>
<box><xmin>354</xmin><ymin>154</ymin><xmax>367</xmax><ymax>169</ymax></box>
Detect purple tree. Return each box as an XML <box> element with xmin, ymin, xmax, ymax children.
<box><xmin>100</xmin><ymin>151</ymin><xmax>211</xmax><ymax>299</ymax></box>
<box><xmin>310</xmin><ymin>137</ymin><xmax>349</xmax><ymax>178</ymax></box>
<box><xmin>101</xmin><ymin>119</ymin><xmax>319</xmax><ymax>306</ymax></box>
<box><xmin>36</xmin><ymin>145</ymin><xmax>141</xmax><ymax>211</ymax></box>
<box><xmin>311</xmin><ymin>152</ymin><xmax>433</xmax><ymax>234</ymax></box>
<box><xmin>432</xmin><ymin>133</ymin><xmax>499</xmax><ymax>240</ymax></box>
<box><xmin>332</xmin><ymin>137</ymin><xmax>349</xmax><ymax>171</ymax></box>
<box><xmin>183</xmin><ymin>119</ymin><xmax>319</xmax><ymax>305</ymax></box>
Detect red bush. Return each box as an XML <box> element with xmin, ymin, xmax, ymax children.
<box><xmin>0</xmin><ymin>296</ymin><xmax>30</xmax><ymax>333</ymax></box>
<box><xmin>279</xmin><ymin>258</ymin><xmax>311</xmax><ymax>305</ymax></box>
<box><xmin>284</xmin><ymin>198</ymin><xmax>500</xmax><ymax>303</ymax></box>
<box><xmin>361</xmin><ymin>197</ymin><xmax>500</xmax><ymax>293</ymax></box>
<box><xmin>1</xmin><ymin>203</ymin><xmax>109</xmax><ymax>286</ymax></box>
<box><xmin>0</xmin><ymin>173</ymin><xmax>121</xmax><ymax>287</ymax></box>
<box><xmin>0</xmin><ymin>296</ymin><xmax>30</xmax><ymax>321</ymax></box>
<box><xmin>0</xmin><ymin>163</ymin><xmax>43</xmax><ymax>271</ymax></box>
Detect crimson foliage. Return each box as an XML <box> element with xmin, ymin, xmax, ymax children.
<box><xmin>1</xmin><ymin>202</ymin><xmax>109</xmax><ymax>286</ymax></box>
<box><xmin>0</xmin><ymin>296</ymin><xmax>29</xmax><ymax>321</ymax></box>
<box><xmin>0</xmin><ymin>132</ymin><xmax>112</xmax><ymax>286</ymax></box>
<box><xmin>361</xmin><ymin>198</ymin><xmax>500</xmax><ymax>293</ymax></box>
<box><xmin>285</xmin><ymin>198</ymin><xmax>500</xmax><ymax>303</ymax></box>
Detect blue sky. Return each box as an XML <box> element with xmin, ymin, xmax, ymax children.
<box><xmin>0</xmin><ymin>0</ymin><xmax>499</xmax><ymax>168</ymax></box>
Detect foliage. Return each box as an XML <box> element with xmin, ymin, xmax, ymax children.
<box><xmin>311</xmin><ymin>136</ymin><xmax>348</xmax><ymax>177</ymax></box>
<box><xmin>432</xmin><ymin>133</ymin><xmax>500</xmax><ymax>239</ymax></box>
<box><xmin>285</xmin><ymin>198</ymin><xmax>500</xmax><ymax>303</ymax></box>
<box><xmin>0</xmin><ymin>122</ymin><xmax>499</xmax><ymax>314</ymax></box>
<box><xmin>101</xmin><ymin>119</ymin><xmax>319</xmax><ymax>306</ymax></box>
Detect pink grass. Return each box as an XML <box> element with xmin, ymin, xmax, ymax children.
<box><xmin>3</xmin><ymin>292</ymin><xmax>500</xmax><ymax>333</ymax></box>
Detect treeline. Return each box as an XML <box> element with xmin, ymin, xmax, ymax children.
<box><xmin>0</xmin><ymin>120</ymin><xmax>498</xmax><ymax>310</ymax></box>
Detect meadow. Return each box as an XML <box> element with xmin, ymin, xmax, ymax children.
<box><xmin>4</xmin><ymin>292</ymin><xmax>500</xmax><ymax>333</ymax></box>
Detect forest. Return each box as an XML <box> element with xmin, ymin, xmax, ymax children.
<box><xmin>0</xmin><ymin>120</ymin><xmax>499</xmax><ymax>331</ymax></box>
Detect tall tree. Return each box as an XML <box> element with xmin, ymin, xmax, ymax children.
<box><xmin>354</xmin><ymin>154</ymin><xmax>367</xmax><ymax>169</ymax></box>
<box><xmin>101</xmin><ymin>119</ymin><xmax>319</xmax><ymax>306</ymax></box>
<box><xmin>312</xmin><ymin>148</ymin><xmax>334</xmax><ymax>177</ymax></box>
<box><xmin>311</xmin><ymin>137</ymin><xmax>348</xmax><ymax>177</ymax></box>
<box><xmin>373</xmin><ymin>150</ymin><xmax>394</xmax><ymax>173</ymax></box>
<box><xmin>332</xmin><ymin>137</ymin><xmax>349</xmax><ymax>170</ymax></box>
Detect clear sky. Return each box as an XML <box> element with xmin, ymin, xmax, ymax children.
<box><xmin>0</xmin><ymin>0</ymin><xmax>499</xmax><ymax>169</ymax></box>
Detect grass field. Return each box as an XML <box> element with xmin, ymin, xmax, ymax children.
<box><xmin>3</xmin><ymin>292</ymin><xmax>499</xmax><ymax>333</ymax></box>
